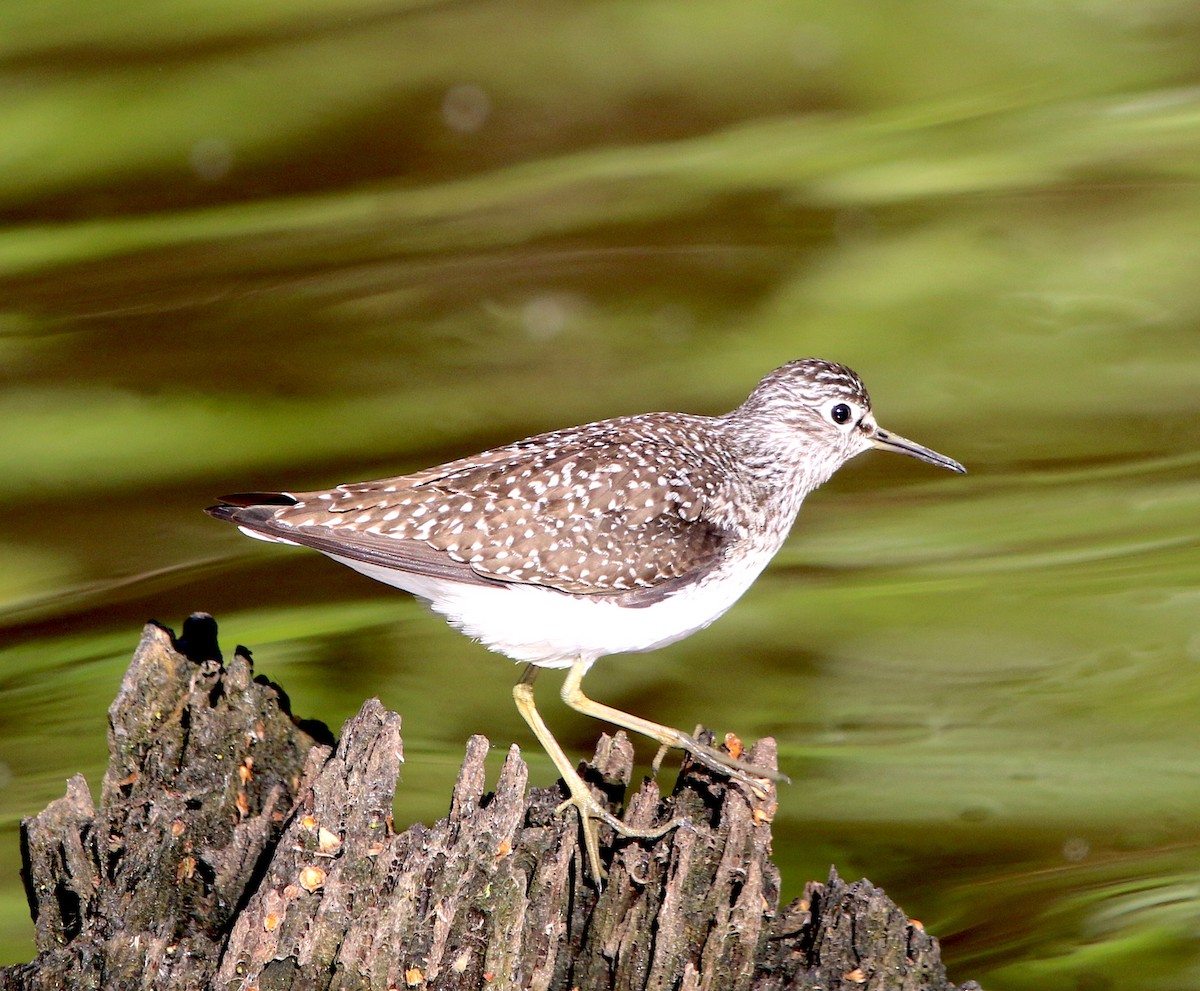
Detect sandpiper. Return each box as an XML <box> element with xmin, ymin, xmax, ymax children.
<box><xmin>208</xmin><ymin>358</ymin><xmax>965</xmax><ymax>880</ymax></box>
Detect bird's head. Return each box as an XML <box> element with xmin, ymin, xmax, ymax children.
<box><xmin>731</xmin><ymin>358</ymin><xmax>965</xmax><ymax>485</ymax></box>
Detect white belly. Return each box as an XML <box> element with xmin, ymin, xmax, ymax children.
<box><xmin>326</xmin><ymin>551</ymin><xmax>774</xmax><ymax>670</ymax></box>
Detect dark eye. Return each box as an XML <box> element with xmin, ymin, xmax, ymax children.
<box><xmin>830</xmin><ymin>403</ymin><xmax>852</xmax><ymax>425</ymax></box>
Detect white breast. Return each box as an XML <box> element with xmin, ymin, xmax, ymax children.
<box><xmin>326</xmin><ymin>549</ymin><xmax>778</xmax><ymax>670</ymax></box>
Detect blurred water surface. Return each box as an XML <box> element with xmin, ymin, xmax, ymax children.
<box><xmin>4</xmin><ymin>3</ymin><xmax>1200</xmax><ymax>987</ymax></box>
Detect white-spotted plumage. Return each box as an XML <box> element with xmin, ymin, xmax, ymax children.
<box><xmin>208</xmin><ymin>358</ymin><xmax>964</xmax><ymax>670</ymax></box>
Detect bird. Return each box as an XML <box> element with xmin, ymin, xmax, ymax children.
<box><xmin>207</xmin><ymin>358</ymin><xmax>965</xmax><ymax>880</ymax></box>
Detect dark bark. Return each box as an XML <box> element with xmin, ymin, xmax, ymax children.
<box><xmin>2</xmin><ymin>616</ymin><xmax>981</xmax><ymax>991</ymax></box>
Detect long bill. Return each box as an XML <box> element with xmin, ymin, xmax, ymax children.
<box><xmin>870</xmin><ymin>428</ymin><xmax>966</xmax><ymax>474</ymax></box>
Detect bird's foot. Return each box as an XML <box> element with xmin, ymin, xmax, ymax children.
<box><xmin>555</xmin><ymin>782</ymin><xmax>685</xmax><ymax>883</ymax></box>
<box><xmin>671</xmin><ymin>731</ymin><xmax>789</xmax><ymax>799</ymax></box>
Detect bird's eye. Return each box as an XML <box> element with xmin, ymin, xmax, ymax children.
<box><xmin>830</xmin><ymin>403</ymin><xmax>852</xmax><ymax>425</ymax></box>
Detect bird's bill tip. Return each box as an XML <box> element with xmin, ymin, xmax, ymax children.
<box><xmin>870</xmin><ymin>429</ymin><xmax>966</xmax><ymax>474</ymax></box>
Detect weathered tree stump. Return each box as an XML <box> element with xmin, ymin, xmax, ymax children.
<box><xmin>1</xmin><ymin>616</ymin><xmax>980</xmax><ymax>991</ymax></box>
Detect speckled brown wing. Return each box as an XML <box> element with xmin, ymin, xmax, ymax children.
<box><xmin>261</xmin><ymin>414</ymin><xmax>735</xmax><ymax>596</ymax></box>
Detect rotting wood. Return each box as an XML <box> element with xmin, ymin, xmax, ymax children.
<box><xmin>1</xmin><ymin>615</ymin><xmax>981</xmax><ymax>991</ymax></box>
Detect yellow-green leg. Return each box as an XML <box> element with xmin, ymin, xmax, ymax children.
<box><xmin>512</xmin><ymin>664</ymin><xmax>680</xmax><ymax>881</ymax></box>
<box><xmin>560</xmin><ymin>658</ymin><xmax>787</xmax><ymax>794</ymax></box>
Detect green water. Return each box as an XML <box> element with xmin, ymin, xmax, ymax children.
<box><xmin>4</xmin><ymin>3</ymin><xmax>1200</xmax><ymax>987</ymax></box>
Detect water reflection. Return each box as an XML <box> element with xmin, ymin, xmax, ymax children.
<box><xmin>4</xmin><ymin>3</ymin><xmax>1200</xmax><ymax>988</ymax></box>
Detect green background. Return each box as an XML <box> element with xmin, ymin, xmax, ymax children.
<box><xmin>4</xmin><ymin>2</ymin><xmax>1200</xmax><ymax>988</ymax></box>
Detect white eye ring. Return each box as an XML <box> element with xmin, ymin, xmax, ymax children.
<box><xmin>824</xmin><ymin>399</ymin><xmax>860</xmax><ymax>427</ymax></box>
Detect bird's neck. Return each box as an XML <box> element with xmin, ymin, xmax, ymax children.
<box><xmin>722</xmin><ymin>412</ymin><xmax>845</xmax><ymax>502</ymax></box>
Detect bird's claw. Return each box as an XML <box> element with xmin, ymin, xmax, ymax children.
<box><xmin>555</xmin><ymin>787</ymin><xmax>683</xmax><ymax>883</ymax></box>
